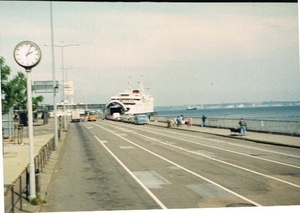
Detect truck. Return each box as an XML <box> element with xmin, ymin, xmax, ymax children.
<box><xmin>71</xmin><ymin>109</ymin><xmax>81</xmax><ymax>122</ymax></box>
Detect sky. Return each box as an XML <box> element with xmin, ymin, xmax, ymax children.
<box><xmin>0</xmin><ymin>1</ymin><xmax>299</xmax><ymax>107</ymax></box>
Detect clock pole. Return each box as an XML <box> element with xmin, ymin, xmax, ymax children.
<box><xmin>26</xmin><ymin>68</ymin><xmax>36</xmax><ymax>200</ymax></box>
<box><xmin>13</xmin><ymin>41</ymin><xmax>42</xmax><ymax>202</ymax></box>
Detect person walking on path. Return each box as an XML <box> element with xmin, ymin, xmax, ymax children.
<box><xmin>239</xmin><ymin>118</ymin><xmax>247</xmax><ymax>136</ymax></box>
<box><xmin>202</xmin><ymin>115</ymin><xmax>207</xmax><ymax>127</ymax></box>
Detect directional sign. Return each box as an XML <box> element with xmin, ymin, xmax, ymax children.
<box><xmin>64</xmin><ymin>81</ymin><xmax>74</xmax><ymax>95</ymax></box>
<box><xmin>34</xmin><ymin>81</ymin><xmax>59</xmax><ymax>93</ymax></box>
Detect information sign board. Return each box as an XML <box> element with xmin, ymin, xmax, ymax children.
<box><xmin>34</xmin><ymin>81</ymin><xmax>59</xmax><ymax>93</ymax></box>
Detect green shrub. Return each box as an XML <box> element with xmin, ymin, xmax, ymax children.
<box><xmin>30</xmin><ymin>194</ymin><xmax>47</xmax><ymax>206</ymax></box>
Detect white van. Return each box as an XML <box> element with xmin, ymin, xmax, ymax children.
<box><xmin>134</xmin><ymin>114</ymin><xmax>149</xmax><ymax>125</ymax></box>
<box><xmin>112</xmin><ymin>112</ymin><xmax>121</xmax><ymax>120</ymax></box>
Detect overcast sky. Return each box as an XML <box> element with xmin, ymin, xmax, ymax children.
<box><xmin>0</xmin><ymin>2</ymin><xmax>299</xmax><ymax>107</ymax></box>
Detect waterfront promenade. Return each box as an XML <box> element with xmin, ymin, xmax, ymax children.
<box><xmin>149</xmin><ymin>121</ymin><xmax>300</xmax><ymax>148</ymax></box>
<box><xmin>2</xmin><ymin>118</ymin><xmax>299</xmax><ymax>212</ymax></box>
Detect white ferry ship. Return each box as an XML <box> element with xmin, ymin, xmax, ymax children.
<box><xmin>186</xmin><ymin>106</ymin><xmax>197</xmax><ymax>110</ymax></box>
<box><xmin>105</xmin><ymin>80</ymin><xmax>154</xmax><ymax>119</ymax></box>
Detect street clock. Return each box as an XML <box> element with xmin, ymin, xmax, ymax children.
<box><xmin>14</xmin><ymin>41</ymin><xmax>42</xmax><ymax>69</ymax></box>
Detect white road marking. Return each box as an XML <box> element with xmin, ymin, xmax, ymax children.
<box><xmin>119</xmin><ymin>146</ymin><xmax>135</xmax><ymax>149</ymax></box>
<box><xmin>152</xmin><ymin>126</ymin><xmax>300</xmax><ymax>159</ymax></box>
<box><xmin>95</xmin><ymin>135</ymin><xmax>167</xmax><ymax>209</ymax></box>
<box><xmin>119</xmin><ymin>123</ymin><xmax>300</xmax><ymax>169</ymax></box>
<box><xmin>91</xmin><ymin>134</ymin><xmax>168</xmax><ymax>209</ymax></box>
<box><xmin>92</xmin><ymin>123</ymin><xmax>262</xmax><ymax>207</ymax></box>
<box><xmin>193</xmin><ymin>150</ymin><xmax>215</xmax><ymax>157</ymax></box>
<box><xmin>131</xmin><ymin>130</ymin><xmax>300</xmax><ymax>189</ymax></box>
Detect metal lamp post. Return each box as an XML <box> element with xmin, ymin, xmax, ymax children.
<box><xmin>45</xmin><ymin>43</ymin><xmax>79</xmax><ymax>131</ymax></box>
<box><xmin>57</xmin><ymin>44</ymin><xmax>79</xmax><ymax>131</ymax></box>
<box><xmin>56</xmin><ymin>67</ymin><xmax>77</xmax><ymax>105</ymax></box>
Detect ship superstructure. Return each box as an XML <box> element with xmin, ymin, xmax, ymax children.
<box><xmin>105</xmin><ymin>79</ymin><xmax>154</xmax><ymax>118</ymax></box>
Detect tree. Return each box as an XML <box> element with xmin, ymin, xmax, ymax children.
<box><xmin>1</xmin><ymin>56</ymin><xmax>14</xmax><ymax>114</ymax></box>
<box><xmin>1</xmin><ymin>56</ymin><xmax>44</xmax><ymax>115</ymax></box>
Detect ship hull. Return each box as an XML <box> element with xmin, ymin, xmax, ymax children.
<box><xmin>187</xmin><ymin>107</ymin><xmax>197</xmax><ymax>110</ymax></box>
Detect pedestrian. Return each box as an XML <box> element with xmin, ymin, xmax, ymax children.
<box><xmin>202</xmin><ymin>115</ymin><xmax>207</xmax><ymax>127</ymax></box>
<box><xmin>167</xmin><ymin>119</ymin><xmax>174</xmax><ymax>128</ymax></box>
<box><xmin>239</xmin><ymin>118</ymin><xmax>247</xmax><ymax>136</ymax></box>
<box><xmin>187</xmin><ymin>117</ymin><xmax>193</xmax><ymax>127</ymax></box>
<box><xmin>174</xmin><ymin>117</ymin><xmax>177</xmax><ymax>125</ymax></box>
<box><xmin>180</xmin><ymin>115</ymin><xmax>185</xmax><ymax>126</ymax></box>
<box><xmin>176</xmin><ymin>116</ymin><xmax>180</xmax><ymax>127</ymax></box>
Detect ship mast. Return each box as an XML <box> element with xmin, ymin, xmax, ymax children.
<box><xmin>127</xmin><ymin>76</ymin><xmax>132</xmax><ymax>93</ymax></box>
<box><xmin>139</xmin><ymin>75</ymin><xmax>145</xmax><ymax>95</ymax></box>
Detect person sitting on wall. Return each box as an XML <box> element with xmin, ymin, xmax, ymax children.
<box><xmin>187</xmin><ymin>117</ymin><xmax>193</xmax><ymax>127</ymax></box>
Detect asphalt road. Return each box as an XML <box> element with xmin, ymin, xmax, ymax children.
<box><xmin>40</xmin><ymin>119</ymin><xmax>300</xmax><ymax>211</ymax></box>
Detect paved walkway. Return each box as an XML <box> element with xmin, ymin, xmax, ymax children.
<box><xmin>148</xmin><ymin>121</ymin><xmax>300</xmax><ymax>148</ymax></box>
<box><xmin>2</xmin><ymin>118</ymin><xmax>66</xmax><ymax>213</ymax></box>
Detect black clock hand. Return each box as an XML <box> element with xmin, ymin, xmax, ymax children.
<box><xmin>26</xmin><ymin>51</ymin><xmax>33</xmax><ymax>56</ymax></box>
<box><xmin>26</xmin><ymin>45</ymin><xmax>33</xmax><ymax>56</ymax></box>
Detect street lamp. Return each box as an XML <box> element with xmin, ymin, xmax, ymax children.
<box><xmin>65</xmin><ymin>67</ymin><xmax>77</xmax><ymax>105</ymax></box>
<box><xmin>56</xmin><ymin>67</ymin><xmax>77</xmax><ymax>108</ymax></box>
<box><xmin>45</xmin><ymin>43</ymin><xmax>79</xmax><ymax>131</ymax></box>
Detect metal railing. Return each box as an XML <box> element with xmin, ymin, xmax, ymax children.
<box><xmin>4</xmin><ymin>137</ymin><xmax>55</xmax><ymax>213</ymax></box>
<box><xmin>151</xmin><ymin>116</ymin><xmax>300</xmax><ymax>136</ymax></box>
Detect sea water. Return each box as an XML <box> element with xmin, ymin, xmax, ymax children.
<box><xmin>155</xmin><ymin>105</ymin><xmax>300</xmax><ymax>121</ymax></box>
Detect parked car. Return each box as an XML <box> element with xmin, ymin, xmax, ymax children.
<box><xmin>128</xmin><ymin>116</ymin><xmax>135</xmax><ymax>124</ymax></box>
<box><xmin>134</xmin><ymin>114</ymin><xmax>149</xmax><ymax>125</ymax></box>
<box><xmin>120</xmin><ymin>114</ymin><xmax>134</xmax><ymax>123</ymax></box>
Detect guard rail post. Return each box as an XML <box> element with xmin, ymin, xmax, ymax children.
<box><xmin>35</xmin><ymin>169</ymin><xmax>40</xmax><ymax>193</ymax></box>
<box><xmin>58</xmin><ymin>117</ymin><xmax>61</xmax><ymax>140</ymax></box>
<box><xmin>11</xmin><ymin>185</ymin><xmax>14</xmax><ymax>213</ymax></box>
<box><xmin>19</xmin><ymin>175</ymin><xmax>23</xmax><ymax>211</ymax></box>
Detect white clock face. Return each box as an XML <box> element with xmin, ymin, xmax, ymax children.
<box><xmin>14</xmin><ymin>41</ymin><xmax>41</xmax><ymax>68</ymax></box>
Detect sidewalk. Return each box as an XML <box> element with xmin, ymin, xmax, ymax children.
<box><xmin>148</xmin><ymin>121</ymin><xmax>300</xmax><ymax>148</ymax></box>
<box><xmin>2</xmin><ymin>118</ymin><xmax>66</xmax><ymax>213</ymax></box>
